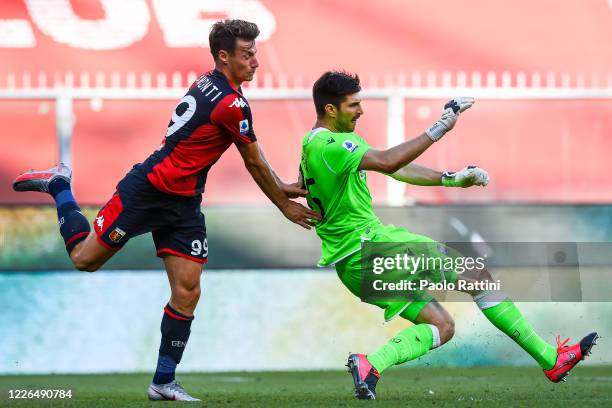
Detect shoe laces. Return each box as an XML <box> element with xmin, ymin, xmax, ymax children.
<box><xmin>167</xmin><ymin>381</ymin><xmax>188</xmax><ymax>395</ymax></box>
<box><xmin>556</xmin><ymin>335</ymin><xmax>571</xmax><ymax>350</ymax></box>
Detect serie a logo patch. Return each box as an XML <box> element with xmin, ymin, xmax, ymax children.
<box><xmin>239</xmin><ymin>119</ymin><xmax>249</xmax><ymax>134</ymax></box>
<box><xmin>108</xmin><ymin>227</ymin><xmax>126</xmax><ymax>243</ymax></box>
<box><xmin>343</xmin><ymin>140</ymin><xmax>358</xmax><ymax>152</ymax></box>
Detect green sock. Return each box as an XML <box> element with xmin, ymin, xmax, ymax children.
<box><xmin>366</xmin><ymin>324</ymin><xmax>437</xmax><ymax>374</ymax></box>
<box><xmin>475</xmin><ymin>293</ymin><xmax>557</xmax><ymax>369</ymax></box>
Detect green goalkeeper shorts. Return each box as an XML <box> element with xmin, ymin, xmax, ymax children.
<box><xmin>334</xmin><ymin>224</ymin><xmax>459</xmax><ymax>322</ymax></box>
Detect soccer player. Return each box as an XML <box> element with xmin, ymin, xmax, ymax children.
<box><xmin>12</xmin><ymin>20</ymin><xmax>321</xmax><ymax>402</ymax></box>
<box><xmin>299</xmin><ymin>71</ymin><xmax>598</xmax><ymax>400</ymax></box>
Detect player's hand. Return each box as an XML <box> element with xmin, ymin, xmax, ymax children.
<box><xmin>281</xmin><ymin>181</ymin><xmax>307</xmax><ymax>198</ymax></box>
<box><xmin>442</xmin><ymin>166</ymin><xmax>490</xmax><ymax>188</ymax></box>
<box><xmin>280</xmin><ymin>200</ymin><xmax>322</xmax><ymax>229</ymax></box>
<box><xmin>426</xmin><ymin>97</ymin><xmax>475</xmax><ymax>141</ymax></box>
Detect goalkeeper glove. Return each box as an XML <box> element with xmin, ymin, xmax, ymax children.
<box><xmin>442</xmin><ymin>166</ymin><xmax>490</xmax><ymax>188</ymax></box>
<box><xmin>426</xmin><ymin>97</ymin><xmax>475</xmax><ymax>142</ymax></box>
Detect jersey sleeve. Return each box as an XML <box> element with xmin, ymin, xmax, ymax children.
<box><xmin>321</xmin><ymin>133</ymin><xmax>370</xmax><ymax>174</ymax></box>
<box><xmin>210</xmin><ymin>94</ymin><xmax>257</xmax><ymax>145</ymax></box>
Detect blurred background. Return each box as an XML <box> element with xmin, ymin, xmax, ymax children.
<box><xmin>0</xmin><ymin>0</ymin><xmax>611</xmax><ymax>374</ymax></box>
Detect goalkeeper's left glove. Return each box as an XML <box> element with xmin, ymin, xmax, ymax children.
<box><xmin>442</xmin><ymin>166</ymin><xmax>490</xmax><ymax>188</ymax></box>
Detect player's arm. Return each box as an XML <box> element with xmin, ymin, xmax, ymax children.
<box><xmin>389</xmin><ymin>163</ymin><xmax>490</xmax><ymax>187</ymax></box>
<box><xmin>359</xmin><ymin>133</ymin><xmax>433</xmax><ymax>174</ymax></box>
<box><xmin>389</xmin><ymin>162</ymin><xmax>444</xmax><ymax>186</ymax></box>
<box><xmin>236</xmin><ymin>142</ymin><xmax>321</xmax><ymax>229</ymax></box>
<box><xmin>210</xmin><ymin>95</ymin><xmax>310</xmax><ymax>214</ymax></box>
<box><xmin>256</xmin><ymin>143</ymin><xmax>307</xmax><ymax>198</ymax></box>
<box><xmin>359</xmin><ymin>97</ymin><xmax>475</xmax><ymax>174</ymax></box>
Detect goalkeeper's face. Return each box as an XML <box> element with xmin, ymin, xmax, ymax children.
<box><xmin>334</xmin><ymin>93</ymin><xmax>363</xmax><ymax>132</ymax></box>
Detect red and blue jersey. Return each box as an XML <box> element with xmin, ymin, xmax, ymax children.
<box><xmin>136</xmin><ymin>69</ymin><xmax>257</xmax><ymax>196</ymax></box>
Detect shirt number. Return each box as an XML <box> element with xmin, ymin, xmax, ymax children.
<box><xmin>300</xmin><ymin>167</ymin><xmax>325</xmax><ymax>218</ymax></box>
<box><xmin>166</xmin><ymin>95</ymin><xmax>197</xmax><ymax>137</ymax></box>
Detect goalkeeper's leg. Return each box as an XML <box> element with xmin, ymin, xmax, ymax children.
<box><xmin>348</xmin><ymin>300</ymin><xmax>452</xmax><ymax>399</ymax></box>
<box><xmin>460</xmin><ymin>268</ymin><xmax>598</xmax><ymax>381</ymax></box>
<box><xmin>366</xmin><ymin>300</ymin><xmax>452</xmax><ymax>374</ymax></box>
<box><xmin>459</xmin><ymin>268</ymin><xmax>557</xmax><ymax>369</ymax></box>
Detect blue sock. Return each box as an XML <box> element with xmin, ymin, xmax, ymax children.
<box><xmin>153</xmin><ymin>304</ymin><xmax>194</xmax><ymax>385</ymax></box>
<box><xmin>153</xmin><ymin>355</ymin><xmax>178</xmax><ymax>385</ymax></box>
<box><xmin>49</xmin><ymin>178</ymin><xmax>90</xmax><ymax>254</ymax></box>
<box><xmin>49</xmin><ymin>178</ymin><xmax>73</xmax><ymax>204</ymax></box>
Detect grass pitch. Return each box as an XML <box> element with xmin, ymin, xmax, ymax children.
<box><xmin>1</xmin><ymin>366</ymin><xmax>611</xmax><ymax>407</ymax></box>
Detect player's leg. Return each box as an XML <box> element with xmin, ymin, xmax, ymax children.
<box><xmin>459</xmin><ymin>267</ymin><xmax>557</xmax><ymax>368</ymax></box>
<box><xmin>77</xmin><ymin>170</ymin><xmax>168</xmax><ymax>271</ymax></box>
<box><xmin>148</xmin><ymin>255</ymin><xmax>203</xmax><ymax>402</ymax></box>
<box><xmin>13</xmin><ymin>163</ymin><xmax>116</xmax><ymax>271</ymax></box>
<box><xmin>387</xmin><ymin>233</ymin><xmax>561</xmax><ymax>373</ymax></box>
<box><xmin>165</xmin><ymin>254</ymin><xmax>203</xmax><ymax>315</ymax></box>
<box><xmin>347</xmin><ymin>299</ymin><xmax>452</xmax><ymax>400</ymax></box>
<box><xmin>366</xmin><ymin>300</ymin><xmax>452</xmax><ymax>374</ymax></box>
<box><xmin>363</xmin><ymin>225</ymin><xmax>455</xmax><ymax>373</ymax></box>
<box><xmin>338</xmin><ymin>228</ymin><xmax>448</xmax><ymax>398</ymax></box>
<box><xmin>148</xmin><ymin>200</ymin><xmax>206</xmax><ymax>402</ymax></box>
<box><xmin>155</xmin><ymin>255</ymin><xmax>203</xmax><ymax>381</ymax></box>
<box><xmin>341</xmin><ymin>225</ymin><xmax>446</xmax><ymax>399</ymax></box>
<box><xmin>73</xmin><ymin>184</ymin><xmax>150</xmax><ymax>271</ymax></box>
<box><xmin>458</xmin><ymin>267</ymin><xmax>598</xmax><ymax>382</ymax></box>
<box><xmin>69</xmin><ymin>231</ymin><xmax>116</xmax><ymax>271</ymax></box>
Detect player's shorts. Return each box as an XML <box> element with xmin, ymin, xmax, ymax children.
<box><xmin>335</xmin><ymin>224</ymin><xmax>459</xmax><ymax>322</ymax></box>
<box><xmin>94</xmin><ymin>170</ymin><xmax>208</xmax><ymax>263</ymax></box>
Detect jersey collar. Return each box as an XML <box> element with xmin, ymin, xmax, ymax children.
<box><xmin>308</xmin><ymin>127</ymin><xmax>330</xmax><ymax>142</ymax></box>
<box><xmin>212</xmin><ymin>69</ymin><xmax>244</xmax><ymax>96</ymax></box>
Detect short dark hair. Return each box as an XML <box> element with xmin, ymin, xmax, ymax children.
<box><xmin>312</xmin><ymin>71</ymin><xmax>361</xmax><ymax>118</ymax></box>
<box><xmin>209</xmin><ymin>19</ymin><xmax>260</xmax><ymax>62</ymax></box>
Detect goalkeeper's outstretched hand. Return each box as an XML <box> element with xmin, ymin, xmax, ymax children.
<box><xmin>426</xmin><ymin>97</ymin><xmax>475</xmax><ymax>141</ymax></box>
<box><xmin>442</xmin><ymin>166</ymin><xmax>490</xmax><ymax>188</ymax></box>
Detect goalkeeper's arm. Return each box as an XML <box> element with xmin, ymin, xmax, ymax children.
<box><xmin>389</xmin><ymin>164</ymin><xmax>490</xmax><ymax>188</ymax></box>
<box><xmin>389</xmin><ymin>163</ymin><xmax>444</xmax><ymax>186</ymax></box>
<box><xmin>359</xmin><ymin>97</ymin><xmax>474</xmax><ymax>174</ymax></box>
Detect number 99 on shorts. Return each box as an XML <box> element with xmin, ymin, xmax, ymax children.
<box><xmin>190</xmin><ymin>238</ymin><xmax>208</xmax><ymax>257</ymax></box>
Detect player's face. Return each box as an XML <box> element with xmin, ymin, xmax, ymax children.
<box><xmin>227</xmin><ymin>39</ymin><xmax>259</xmax><ymax>84</ymax></box>
<box><xmin>335</xmin><ymin>93</ymin><xmax>364</xmax><ymax>132</ymax></box>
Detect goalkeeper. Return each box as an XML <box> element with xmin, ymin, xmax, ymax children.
<box><xmin>299</xmin><ymin>71</ymin><xmax>598</xmax><ymax>400</ymax></box>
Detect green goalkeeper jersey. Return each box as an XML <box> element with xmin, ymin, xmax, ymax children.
<box><xmin>300</xmin><ymin>127</ymin><xmax>382</xmax><ymax>266</ymax></box>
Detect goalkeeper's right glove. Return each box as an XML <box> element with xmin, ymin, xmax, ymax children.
<box><xmin>442</xmin><ymin>166</ymin><xmax>490</xmax><ymax>188</ymax></box>
<box><xmin>426</xmin><ymin>97</ymin><xmax>475</xmax><ymax>142</ymax></box>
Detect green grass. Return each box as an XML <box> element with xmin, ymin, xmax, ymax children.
<box><xmin>1</xmin><ymin>366</ymin><xmax>611</xmax><ymax>407</ymax></box>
